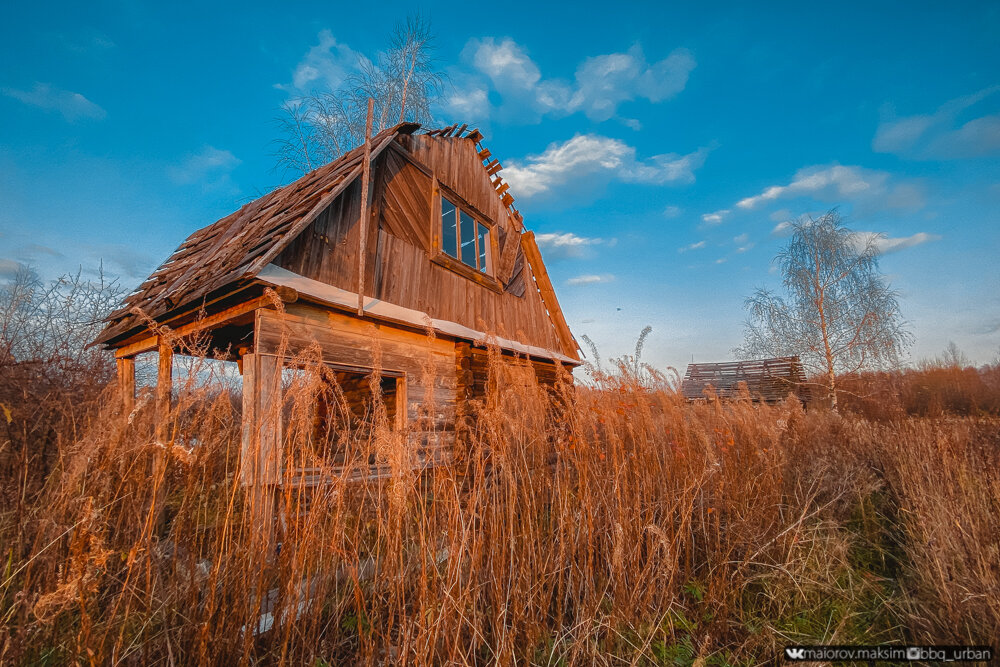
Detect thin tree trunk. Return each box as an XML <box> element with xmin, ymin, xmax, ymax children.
<box><xmin>817</xmin><ymin>298</ymin><xmax>838</xmax><ymax>411</ymax></box>
<box><xmin>398</xmin><ymin>48</ymin><xmax>417</xmax><ymax>123</ymax></box>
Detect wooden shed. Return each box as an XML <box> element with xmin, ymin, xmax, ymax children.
<box><xmin>94</xmin><ymin>122</ymin><xmax>581</xmax><ymax>487</ymax></box>
<box><xmin>680</xmin><ymin>357</ymin><xmax>809</xmax><ymax>404</ymax></box>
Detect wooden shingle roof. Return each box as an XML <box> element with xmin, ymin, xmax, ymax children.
<box><xmin>680</xmin><ymin>357</ymin><xmax>809</xmax><ymax>403</ymax></box>
<box><xmin>95</xmin><ymin>123</ymin><xmax>417</xmax><ymax>346</ymax></box>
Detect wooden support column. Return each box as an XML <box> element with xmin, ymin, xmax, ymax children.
<box><xmin>239</xmin><ymin>352</ymin><xmax>283</xmax><ymax>546</ymax></box>
<box><xmin>239</xmin><ymin>353</ymin><xmax>283</xmax><ymax>487</ymax></box>
<box><xmin>117</xmin><ymin>356</ymin><xmax>135</xmax><ymax>417</ymax></box>
<box><xmin>155</xmin><ymin>338</ymin><xmax>173</xmax><ymax>445</ymax></box>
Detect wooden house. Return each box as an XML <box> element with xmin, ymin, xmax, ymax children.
<box><xmin>680</xmin><ymin>357</ymin><xmax>809</xmax><ymax>404</ymax></box>
<box><xmin>94</xmin><ymin>122</ymin><xmax>581</xmax><ymax>487</ymax></box>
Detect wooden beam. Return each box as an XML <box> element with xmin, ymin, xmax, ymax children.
<box><xmin>154</xmin><ymin>337</ymin><xmax>173</xmax><ymax>445</ymax></box>
<box><xmin>520</xmin><ymin>231</ymin><xmax>580</xmax><ymax>360</ymax></box>
<box><xmin>239</xmin><ymin>352</ymin><xmax>283</xmax><ymax>487</ymax></box>
<box><xmin>117</xmin><ymin>357</ymin><xmax>135</xmax><ymax>417</ymax></box>
<box><xmin>395</xmin><ymin>375</ymin><xmax>408</xmax><ymax>432</ymax></box>
<box><xmin>496</xmin><ymin>229</ymin><xmax>521</xmax><ymax>284</ymax></box>
<box><xmin>113</xmin><ymin>291</ymin><xmax>296</xmax><ymax>358</ymax></box>
<box><xmin>357</xmin><ymin>98</ymin><xmax>375</xmax><ymax>316</ymax></box>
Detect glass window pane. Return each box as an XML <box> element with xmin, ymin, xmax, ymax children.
<box><xmin>477</xmin><ymin>223</ymin><xmax>491</xmax><ymax>273</ymax></box>
<box><xmin>441</xmin><ymin>197</ymin><xmax>457</xmax><ymax>258</ymax></box>
<box><xmin>460</xmin><ymin>210</ymin><xmax>477</xmax><ymax>267</ymax></box>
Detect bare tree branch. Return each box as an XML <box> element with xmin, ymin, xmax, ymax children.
<box><xmin>272</xmin><ymin>15</ymin><xmax>446</xmax><ymax>177</ymax></box>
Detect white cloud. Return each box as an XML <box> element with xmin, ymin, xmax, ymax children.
<box><xmin>168</xmin><ymin>146</ymin><xmax>241</xmax><ymax>189</ymax></box>
<box><xmin>736</xmin><ymin>243</ymin><xmax>754</xmax><ymax>253</ymax></box>
<box><xmin>771</xmin><ymin>221</ymin><xmax>793</xmax><ymax>237</ymax></box>
<box><xmin>734</xmin><ymin>164</ymin><xmax>923</xmax><ymax>212</ymax></box>
<box><xmin>566</xmin><ymin>274</ymin><xmax>615</xmax><ymax>285</ymax></box>
<box><xmin>678</xmin><ymin>240</ymin><xmax>705</xmax><ymax>253</ymax></box>
<box><xmin>281</xmin><ymin>29</ymin><xmax>363</xmax><ymax>93</ymax></box>
<box><xmin>462</xmin><ymin>38</ymin><xmax>695</xmax><ymax>123</ymax></box>
<box><xmin>700</xmin><ymin>209</ymin><xmax>729</xmax><ymax>226</ymax></box>
<box><xmin>448</xmin><ymin>86</ymin><xmax>490</xmax><ymax>121</ymax></box>
<box><xmin>534</xmin><ymin>232</ymin><xmax>603</xmax><ymax>259</ymax></box>
<box><xmin>850</xmin><ymin>231</ymin><xmax>941</xmax><ymax>255</ymax></box>
<box><xmin>503</xmin><ymin>134</ymin><xmax>708</xmax><ymax>199</ymax></box>
<box><xmin>662</xmin><ymin>205</ymin><xmax>682</xmax><ymax>218</ymax></box>
<box><xmin>2</xmin><ymin>83</ymin><xmax>105</xmax><ymax>121</ymax></box>
<box><xmin>733</xmin><ymin>233</ymin><xmax>749</xmax><ymax>244</ymax></box>
<box><xmin>873</xmin><ymin>86</ymin><xmax>1000</xmax><ymax>159</ymax></box>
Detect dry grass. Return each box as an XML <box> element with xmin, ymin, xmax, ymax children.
<box><xmin>1</xmin><ymin>339</ymin><xmax>998</xmax><ymax>665</ymax></box>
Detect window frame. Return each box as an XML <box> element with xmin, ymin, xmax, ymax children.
<box><xmin>430</xmin><ymin>178</ymin><xmax>502</xmax><ymax>293</ymax></box>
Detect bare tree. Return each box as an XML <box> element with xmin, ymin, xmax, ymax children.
<box><xmin>0</xmin><ymin>264</ymin><xmax>126</xmax><ymax>514</ymax></box>
<box><xmin>275</xmin><ymin>16</ymin><xmax>446</xmax><ymax>175</ymax></box>
<box><xmin>735</xmin><ymin>210</ymin><xmax>912</xmax><ymax>410</ymax></box>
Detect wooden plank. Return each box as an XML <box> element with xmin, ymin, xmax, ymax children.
<box><xmin>520</xmin><ymin>232</ymin><xmax>580</xmax><ymax>360</ymax></box>
<box><xmin>117</xmin><ymin>357</ymin><xmax>135</xmax><ymax>416</ymax></box>
<box><xmin>496</xmin><ymin>227</ymin><xmax>521</xmax><ymax>284</ymax></box>
<box><xmin>357</xmin><ymin>98</ymin><xmax>375</xmax><ymax>316</ymax></box>
<box><xmin>155</xmin><ymin>337</ymin><xmax>173</xmax><ymax>445</ymax></box>
<box><xmin>113</xmin><ymin>291</ymin><xmax>295</xmax><ymax>358</ymax></box>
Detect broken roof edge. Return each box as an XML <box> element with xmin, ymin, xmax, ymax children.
<box><xmin>257</xmin><ymin>264</ymin><xmax>581</xmax><ymax>366</ymax></box>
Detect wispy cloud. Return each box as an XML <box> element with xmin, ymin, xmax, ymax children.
<box><xmin>700</xmin><ymin>209</ymin><xmax>729</xmax><ymax>226</ymax></box>
<box><xmin>873</xmin><ymin>86</ymin><xmax>1000</xmax><ymax>159</ymax></box>
<box><xmin>279</xmin><ymin>29</ymin><xmax>363</xmax><ymax>93</ymax></box>
<box><xmin>662</xmin><ymin>205</ymin><xmax>682</xmax><ymax>218</ymax></box>
<box><xmin>566</xmin><ymin>274</ymin><xmax>615</xmax><ymax>285</ymax></box>
<box><xmin>534</xmin><ymin>232</ymin><xmax>605</xmax><ymax>259</ymax></box>
<box><xmin>678</xmin><ymin>240</ymin><xmax>705</xmax><ymax>253</ymax></box>
<box><xmin>168</xmin><ymin>146</ymin><xmax>241</xmax><ymax>191</ymax></box>
<box><xmin>733</xmin><ymin>164</ymin><xmax>924</xmax><ymax>212</ymax></box>
<box><xmin>0</xmin><ymin>259</ymin><xmax>27</xmax><ymax>279</ymax></box>
<box><xmin>2</xmin><ymin>83</ymin><xmax>105</xmax><ymax>121</ymax></box>
<box><xmin>771</xmin><ymin>220</ymin><xmax>793</xmax><ymax>237</ymax></box>
<box><xmin>462</xmin><ymin>38</ymin><xmax>695</xmax><ymax>123</ymax></box>
<box><xmin>851</xmin><ymin>231</ymin><xmax>941</xmax><ymax>255</ymax></box>
<box><xmin>504</xmin><ymin>134</ymin><xmax>709</xmax><ymax>199</ymax></box>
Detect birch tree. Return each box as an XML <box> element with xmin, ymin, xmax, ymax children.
<box><xmin>735</xmin><ymin>210</ymin><xmax>912</xmax><ymax>410</ymax></box>
<box><xmin>275</xmin><ymin>16</ymin><xmax>445</xmax><ymax>174</ymax></box>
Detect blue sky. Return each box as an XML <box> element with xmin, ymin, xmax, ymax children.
<box><xmin>2</xmin><ymin>1</ymin><xmax>999</xmax><ymax>371</ymax></box>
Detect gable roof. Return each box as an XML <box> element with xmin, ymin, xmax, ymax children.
<box><xmin>95</xmin><ymin>123</ymin><xmax>416</xmax><ymax>346</ymax></box>
<box><xmin>96</xmin><ymin>123</ymin><xmax>578</xmax><ymax>360</ymax></box>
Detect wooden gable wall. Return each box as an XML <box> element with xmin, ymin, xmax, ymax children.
<box><xmin>272</xmin><ymin>134</ymin><xmax>566</xmax><ymax>355</ymax></box>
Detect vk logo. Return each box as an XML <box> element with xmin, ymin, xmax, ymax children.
<box><xmin>785</xmin><ymin>647</ymin><xmax>806</xmax><ymax>660</ymax></box>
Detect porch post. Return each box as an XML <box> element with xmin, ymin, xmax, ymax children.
<box><xmin>116</xmin><ymin>356</ymin><xmax>135</xmax><ymax>418</ymax></box>
<box><xmin>154</xmin><ymin>337</ymin><xmax>173</xmax><ymax>445</ymax></box>
<box><xmin>240</xmin><ymin>352</ymin><xmax>283</xmax><ymax>546</ymax></box>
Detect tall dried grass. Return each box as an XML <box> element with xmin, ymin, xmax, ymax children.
<box><xmin>1</xmin><ymin>335</ymin><xmax>998</xmax><ymax>665</ymax></box>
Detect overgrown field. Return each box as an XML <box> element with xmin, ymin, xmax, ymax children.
<box><xmin>1</xmin><ymin>346</ymin><xmax>999</xmax><ymax>665</ymax></box>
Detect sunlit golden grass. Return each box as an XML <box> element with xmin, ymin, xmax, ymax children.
<box><xmin>1</xmin><ymin>340</ymin><xmax>998</xmax><ymax>665</ymax></box>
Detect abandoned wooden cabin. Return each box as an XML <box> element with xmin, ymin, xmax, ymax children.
<box><xmin>94</xmin><ymin>122</ymin><xmax>581</xmax><ymax>486</ymax></box>
<box><xmin>680</xmin><ymin>357</ymin><xmax>809</xmax><ymax>404</ymax></box>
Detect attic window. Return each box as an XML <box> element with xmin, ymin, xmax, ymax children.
<box><xmin>441</xmin><ymin>195</ymin><xmax>492</xmax><ymax>274</ymax></box>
